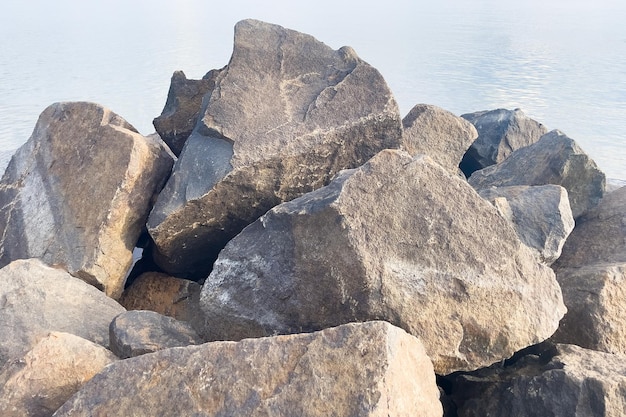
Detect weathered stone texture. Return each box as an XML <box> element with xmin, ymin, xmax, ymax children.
<box><xmin>109</xmin><ymin>310</ymin><xmax>202</xmax><ymax>359</ymax></box>
<box><xmin>478</xmin><ymin>185</ymin><xmax>574</xmax><ymax>265</ymax></box>
<box><xmin>0</xmin><ymin>259</ymin><xmax>125</xmax><ymax>367</ymax></box>
<box><xmin>450</xmin><ymin>343</ymin><xmax>626</xmax><ymax>417</ymax></box>
<box><xmin>459</xmin><ymin>108</ymin><xmax>547</xmax><ymax>176</ymax></box>
<box><xmin>0</xmin><ymin>102</ymin><xmax>174</xmax><ymax>298</ymax></box>
<box><xmin>147</xmin><ymin>19</ymin><xmax>403</xmax><ymax>278</ymax></box>
<box><xmin>0</xmin><ymin>332</ymin><xmax>117</xmax><ymax>417</ymax></box>
<box><xmin>53</xmin><ymin>321</ymin><xmax>443</xmax><ymax>417</ymax></box>
<box><xmin>468</xmin><ymin>129</ymin><xmax>606</xmax><ymax>218</ymax></box>
<box><xmin>200</xmin><ymin>149</ymin><xmax>565</xmax><ymax>374</ymax></box>
<box><xmin>401</xmin><ymin>103</ymin><xmax>477</xmax><ymax>174</ymax></box>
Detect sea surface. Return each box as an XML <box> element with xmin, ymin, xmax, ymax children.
<box><xmin>1</xmin><ymin>0</ymin><xmax>625</xmax><ymax>181</ymax></box>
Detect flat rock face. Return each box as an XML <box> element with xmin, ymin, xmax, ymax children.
<box><xmin>468</xmin><ymin>129</ymin><xmax>606</xmax><ymax>218</ymax></box>
<box><xmin>401</xmin><ymin>104</ymin><xmax>477</xmax><ymax>174</ymax></box>
<box><xmin>450</xmin><ymin>343</ymin><xmax>626</xmax><ymax>417</ymax></box>
<box><xmin>109</xmin><ymin>310</ymin><xmax>202</xmax><ymax>359</ymax></box>
<box><xmin>0</xmin><ymin>259</ymin><xmax>125</xmax><ymax>367</ymax></box>
<box><xmin>147</xmin><ymin>19</ymin><xmax>403</xmax><ymax>278</ymax></box>
<box><xmin>153</xmin><ymin>69</ymin><xmax>223</xmax><ymax>156</ymax></box>
<box><xmin>478</xmin><ymin>185</ymin><xmax>574</xmax><ymax>265</ymax></box>
<box><xmin>0</xmin><ymin>102</ymin><xmax>174</xmax><ymax>298</ymax></box>
<box><xmin>551</xmin><ymin>263</ymin><xmax>626</xmax><ymax>355</ymax></box>
<box><xmin>553</xmin><ymin>186</ymin><xmax>626</xmax><ymax>269</ymax></box>
<box><xmin>200</xmin><ymin>149</ymin><xmax>565</xmax><ymax>374</ymax></box>
<box><xmin>459</xmin><ymin>108</ymin><xmax>547</xmax><ymax>176</ymax></box>
<box><xmin>0</xmin><ymin>332</ymin><xmax>117</xmax><ymax>417</ymax></box>
<box><xmin>53</xmin><ymin>321</ymin><xmax>443</xmax><ymax>417</ymax></box>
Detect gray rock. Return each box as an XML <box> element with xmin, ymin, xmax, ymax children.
<box><xmin>199</xmin><ymin>149</ymin><xmax>565</xmax><ymax>374</ymax></box>
<box><xmin>0</xmin><ymin>102</ymin><xmax>174</xmax><ymax>298</ymax></box>
<box><xmin>0</xmin><ymin>332</ymin><xmax>117</xmax><ymax>417</ymax></box>
<box><xmin>468</xmin><ymin>129</ymin><xmax>606</xmax><ymax>218</ymax></box>
<box><xmin>551</xmin><ymin>263</ymin><xmax>626</xmax><ymax>355</ymax></box>
<box><xmin>450</xmin><ymin>343</ymin><xmax>626</xmax><ymax>417</ymax></box>
<box><xmin>52</xmin><ymin>321</ymin><xmax>443</xmax><ymax>417</ymax></box>
<box><xmin>478</xmin><ymin>185</ymin><xmax>574</xmax><ymax>265</ymax></box>
<box><xmin>459</xmin><ymin>108</ymin><xmax>547</xmax><ymax>176</ymax></box>
<box><xmin>553</xmin><ymin>185</ymin><xmax>626</xmax><ymax>269</ymax></box>
<box><xmin>401</xmin><ymin>104</ymin><xmax>477</xmax><ymax>174</ymax></box>
<box><xmin>109</xmin><ymin>310</ymin><xmax>202</xmax><ymax>359</ymax></box>
<box><xmin>0</xmin><ymin>259</ymin><xmax>125</xmax><ymax>367</ymax></box>
<box><xmin>147</xmin><ymin>19</ymin><xmax>403</xmax><ymax>278</ymax></box>
<box><xmin>119</xmin><ymin>271</ymin><xmax>203</xmax><ymax>331</ymax></box>
<box><xmin>153</xmin><ymin>69</ymin><xmax>223</xmax><ymax>156</ymax></box>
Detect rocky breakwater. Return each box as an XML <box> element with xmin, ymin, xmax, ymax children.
<box><xmin>0</xmin><ymin>18</ymin><xmax>625</xmax><ymax>417</ymax></box>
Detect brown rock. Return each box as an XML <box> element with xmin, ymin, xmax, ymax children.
<box><xmin>0</xmin><ymin>332</ymin><xmax>117</xmax><ymax>417</ymax></box>
<box><xmin>109</xmin><ymin>310</ymin><xmax>203</xmax><ymax>359</ymax></box>
<box><xmin>0</xmin><ymin>259</ymin><xmax>125</xmax><ymax>367</ymax></box>
<box><xmin>200</xmin><ymin>149</ymin><xmax>565</xmax><ymax>374</ymax></box>
<box><xmin>147</xmin><ymin>19</ymin><xmax>403</xmax><ymax>278</ymax></box>
<box><xmin>0</xmin><ymin>102</ymin><xmax>174</xmax><ymax>298</ymax></box>
<box><xmin>402</xmin><ymin>104</ymin><xmax>477</xmax><ymax>174</ymax></box>
<box><xmin>53</xmin><ymin>321</ymin><xmax>443</xmax><ymax>417</ymax></box>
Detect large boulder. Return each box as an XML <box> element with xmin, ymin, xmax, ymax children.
<box><xmin>468</xmin><ymin>130</ymin><xmax>606</xmax><ymax>218</ymax></box>
<box><xmin>0</xmin><ymin>259</ymin><xmax>125</xmax><ymax>367</ymax></box>
<box><xmin>53</xmin><ymin>321</ymin><xmax>443</xmax><ymax>417</ymax></box>
<box><xmin>0</xmin><ymin>332</ymin><xmax>117</xmax><ymax>417</ymax></box>
<box><xmin>478</xmin><ymin>185</ymin><xmax>574</xmax><ymax>265</ymax></box>
<box><xmin>401</xmin><ymin>104</ymin><xmax>477</xmax><ymax>174</ymax></box>
<box><xmin>0</xmin><ymin>102</ymin><xmax>174</xmax><ymax>298</ymax></box>
<box><xmin>147</xmin><ymin>19</ymin><xmax>403</xmax><ymax>278</ymax></box>
<box><xmin>448</xmin><ymin>343</ymin><xmax>626</xmax><ymax>417</ymax></box>
<box><xmin>459</xmin><ymin>108</ymin><xmax>547</xmax><ymax>176</ymax></box>
<box><xmin>109</xmin><ymin>310</ymin><xmax>202</xmax><ymax>359</ymax></box>
<box><xmin>551</xmin><ymin>186</ymin><xmax>626</xmax><ymax>353</ymax></box>
<box><xmin>200</xmin><ymin>149</ymin><xmax>565</xmax><ymax>374</ymax></box>
<box><xmin>153</xmin><ymin>69</ymin><xmax>223</xmax><ymax>156</ymax></box>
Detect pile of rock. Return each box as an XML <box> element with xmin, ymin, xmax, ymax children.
<box><xmin>0</xmin><ymin>19</ymin><xmax>623</xmax><ymax>417</ymax></box>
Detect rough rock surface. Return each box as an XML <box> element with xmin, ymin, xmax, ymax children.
<box><xmin>468</xmin><ymin>129</ymin><xmax>606</xmax><ymax>218</ymax></box>
<box><xmin>449</xmin><ymin>343</ymin><xmax>626</xmax><ymax>417</ymax></box>
<box><xmin>147</xmin><ymin>19</ymin><xmax>403</xmax><ymax>278</ymax></box>
<box><xmin>0</xmin><ymin>259</ymin><xmax>125</xmax><ymax>367</ymax></box>
<box><xmin>459</xmin><ymin>108</ymin><xmax>547</xmax><ymax>176</ymax></box>
<box><xmin>0</xmin><ymin>102</ymin><xmax>174</xmax><ymax>298</ymax></box>
<box><xmin>551</xmin><ymin>263</ymin><xmax>626</xmax><ymax>354</ymax></box>
<box><xmin>153</xmin><ymin>69</ymin><xmax>223</xmax><ymax>156</ymax></box>
<box><xmin>119</xmin><ymin>271</ymin><xmax>203</xmax><ymax>329</ymax></box>
<box><xmin>53</xmin><ymin>321</ymin><xmax>443</xmax><ymax>417</ymax></box>
<box><xmin>200</xmin><ymin>149</ymin><xmax>565</xmax><ymax>374</ymax></box>
<box><xmin>109</xmin><ymin>310</ymin><xmax>202</xmax><ymax>359</ymax></box>
<box><xmin>553</xmin><ymin>185</ymin><xmax>626</xmax><ymax>269</ymax></box>
<box><xmin>0</xmin><ymin>332</ymin><xmax>117</xmax><ymax>417</ymax></box>
<box><xmin>401</xmin><ymin>104</ymin><xmax>477</xmax><ymax>174</ymax></box>
<box><xmin>478</xmin><ymin>185</ymin><xmax>574</xmax><ymax>265</ymax></box>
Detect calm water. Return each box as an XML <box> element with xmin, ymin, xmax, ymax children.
<box><xmin>1</xmin><ymin>0</ymin><xmax>625</xmax><ymax>180</ymax></box>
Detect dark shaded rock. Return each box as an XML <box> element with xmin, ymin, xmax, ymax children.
<box><xmin>109</xmin><ymin>310</ymin><xmax>202</xmax><ymax>359</ymax></box>
<box><xmin>478</xmin><ymin>185</ymin><xmax>574</xmax><ymax>265</ymax></box>
<box><xmin>468</xmin><ymin>129</ymin><xmax>606</xmax><ymax>218</ymax></box>
<box><xmin>0</xmin><ymin>332</ymin><xmax>117</xmax><ymax>417</ymax></box>
<box><xmin>53</xmin><ymin>321</ymin><xmax>443</xmax><ymax>417</ymax></box>
<box><xmin>460</xmin><ymin>108</ymin><xmax>547</xmax><ymax>176</ymax></box>
<box><xmin>448</xmin><ymin>343</ymin><xmax>626</xmax><ymax>417</ymax></box>
<box><xmin>153</xmin><ymin>69</ymin><xmax>223</xmax><ymax>156</ymax></box>
<box><xmin>0</xmin><ymin>259</ymin><xmax>125</xmax><ymax>367</ymax></box>
<box><xmin>119</xmin><ymin>271</ymin><xmax>203</xmax><ymax>331</ymax></box>
<box><xmin>199</xmin><ymin>149</ymin><xmax>565</xmax><ymax>374</ymax></box>
<box><xmin>0</xmin><ymin>102</ymin><xmax>174</xmax><ymax>298</ymax></box>
<box><xmin>401</xmin><ymin>104</ymin><xmax>477</xmax><ymax>174</ymax></box>
<box><xmin>147</xmin><ymin>19</ymin><xmax>403</xmax><ymax>278</ymax></box>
